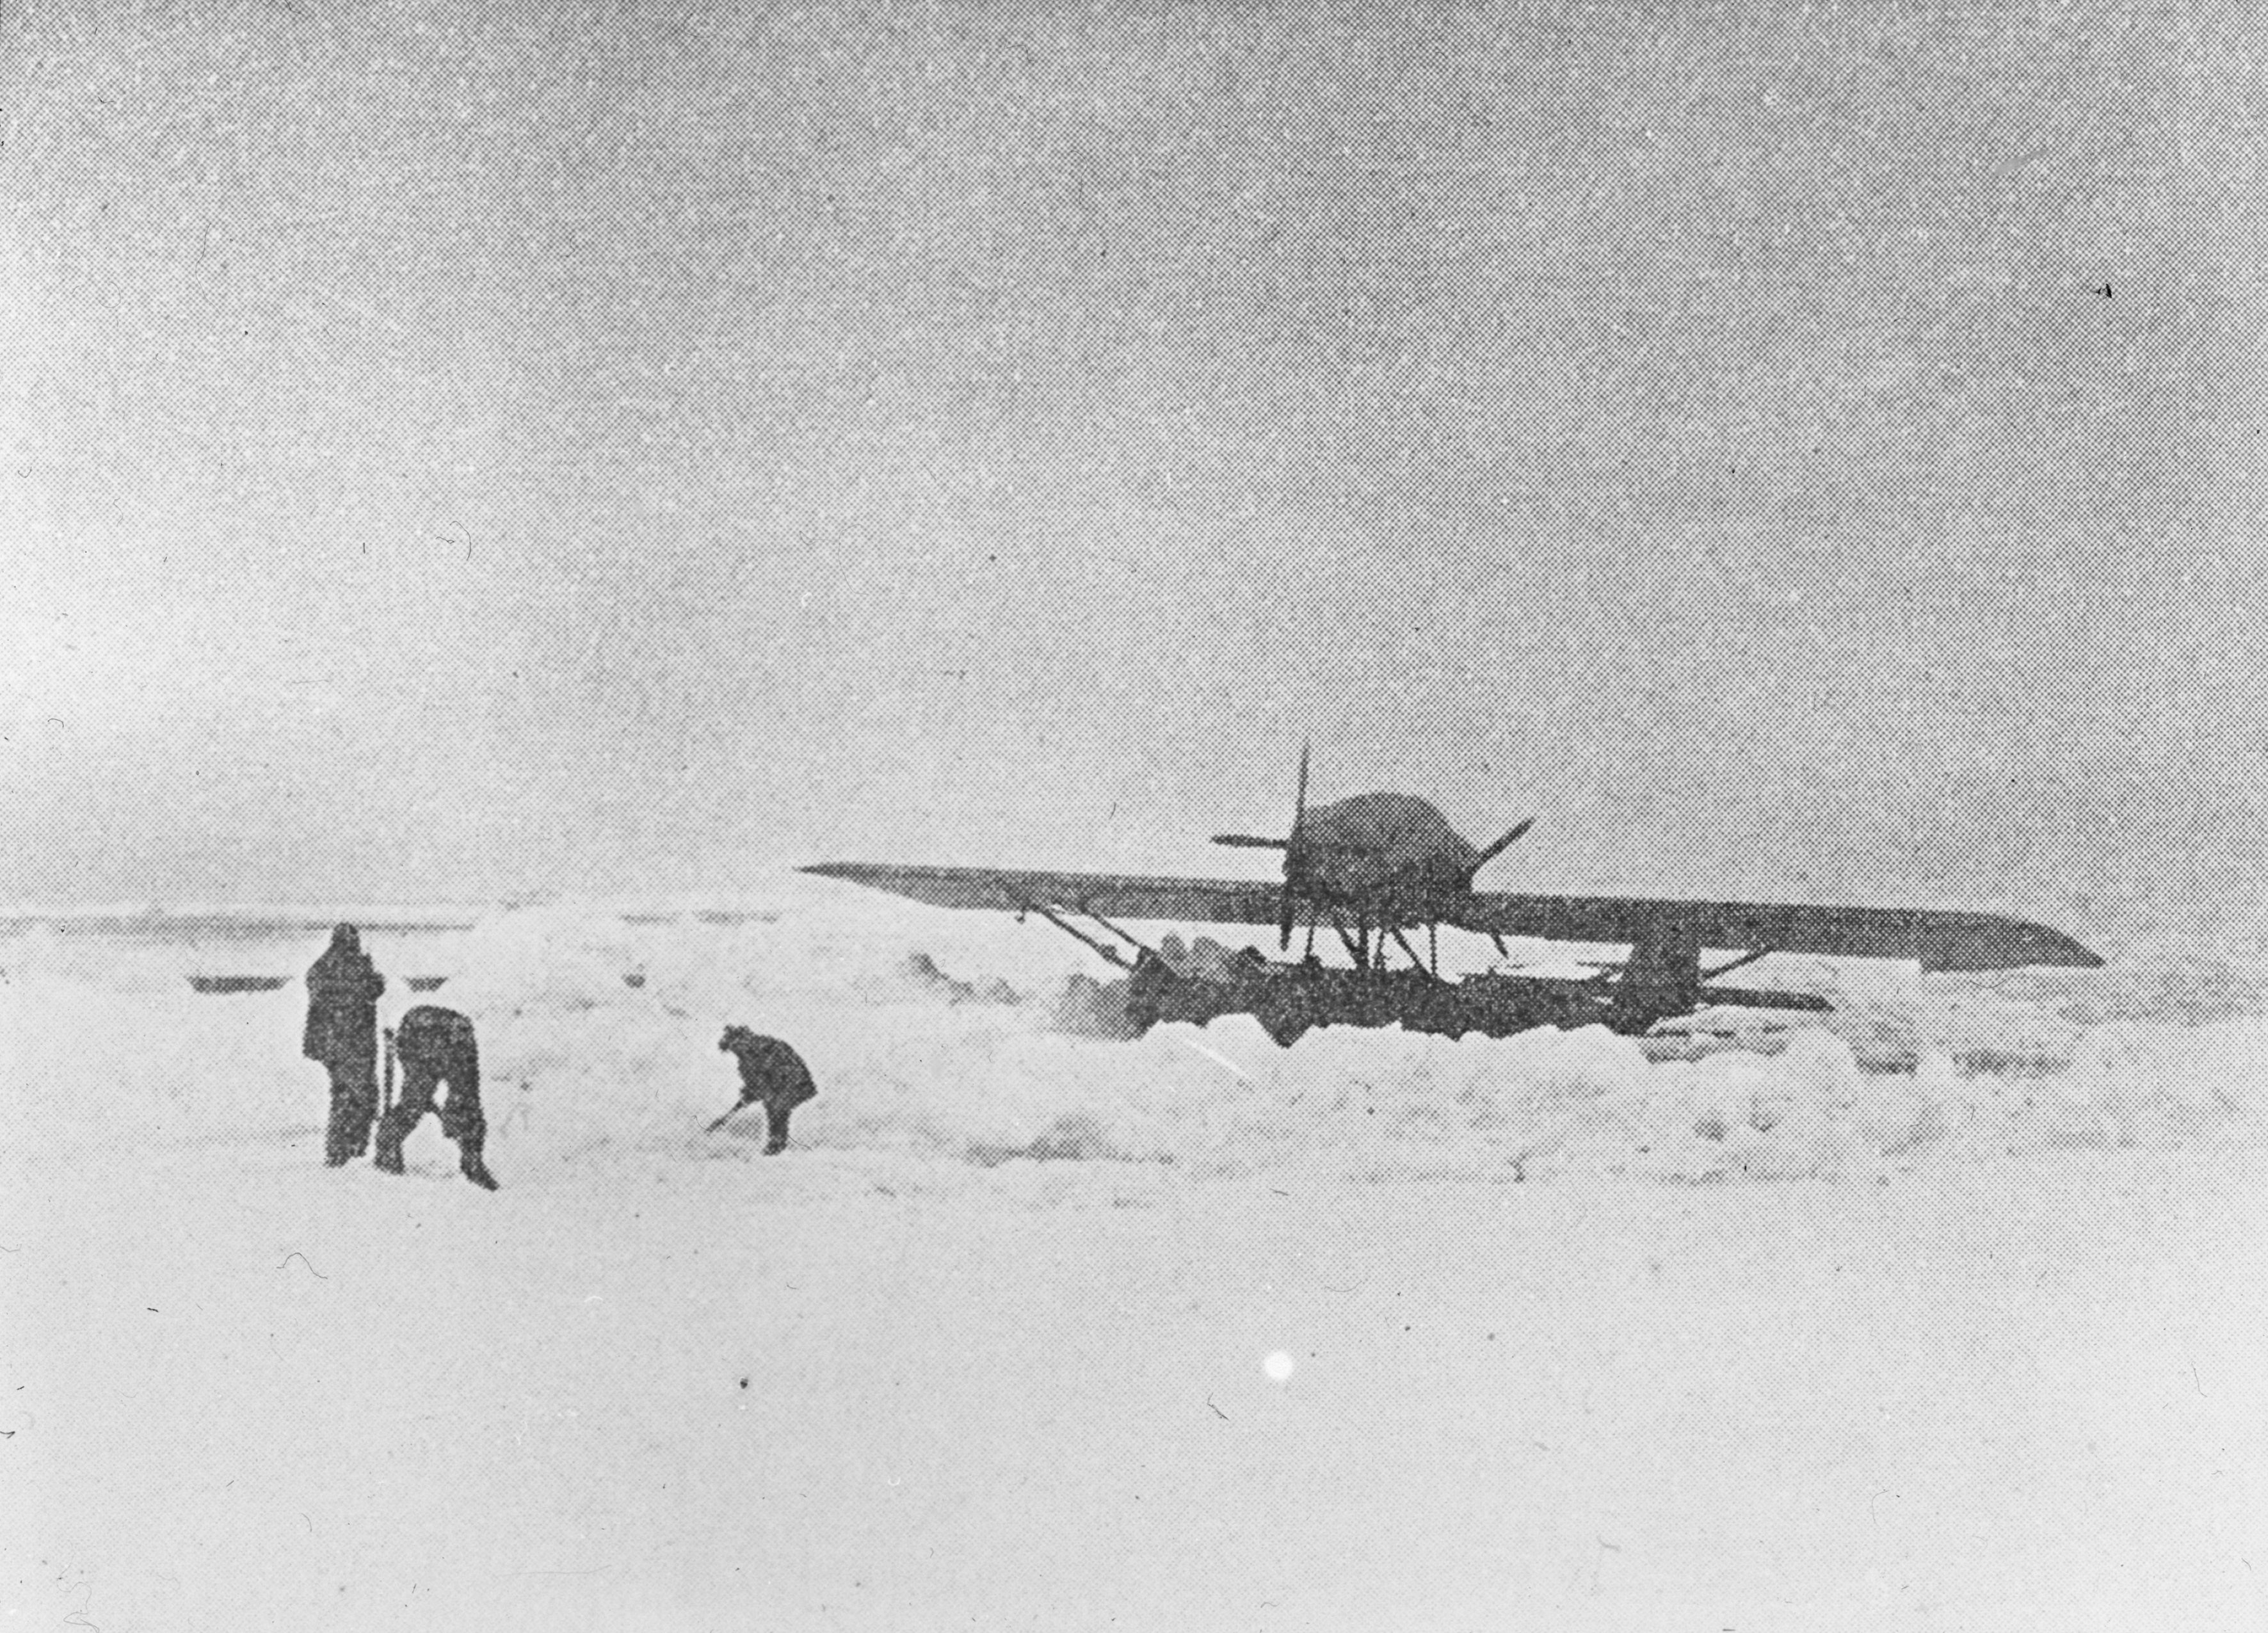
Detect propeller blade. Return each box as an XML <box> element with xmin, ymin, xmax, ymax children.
<box><xmin>1278</xmin><ymin>742</ymin><xmax>1312</xmax><ymax>949</ymax></box>
<box><xmin>1270</xmin><ymin>739</ymin><xmax>1324</xmax><ymax>943</ymax></box>
<box><xmin>1468</xmin><ymin>817</ymin><xmax>1536</xmax><ymax>874</ymax></box>
<box><xmin>1212</xmin><ymin>833</ymin><xmax>1290</xmax><ymax>849</ymax></box>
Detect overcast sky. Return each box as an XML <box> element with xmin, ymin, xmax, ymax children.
<box><xmin>3</xmin><ymin>0</ymin><xmax>2262</xmax><ymax>917</ymax></box>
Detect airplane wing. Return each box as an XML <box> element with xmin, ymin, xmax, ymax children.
<box><xmin>801</xmin><ymin>863</ymin><xmax>2102</xmax><ymax>972</ymax></box>
<box><xmin>801</xmin><ymin>862</ymin><xmax>1287</xmax><ymax>928</ymax></box>
<box><xmin>1444</xmin><ymin>892</ymin><xmax>2102</xmax><ymax>972</ymax></box>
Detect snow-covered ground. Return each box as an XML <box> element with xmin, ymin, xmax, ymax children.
<box><xmin>3</xmin><ymin>878</ymin><xmax>2264</xmax><ymax>1629</ymax></box>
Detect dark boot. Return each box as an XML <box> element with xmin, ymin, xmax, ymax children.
<box><xmin>373</xmin><ymin>1114</ymin><xmax>406</xmax><ymax>1175</ymax></box>
<box><xmin>459</xmin><ymin>1140</ymin><xmax>499</xmax><ymax>1191</ymax></box>
<box><xmin>763</xmin><ymin>1103</ymin><xmax>792</xmax><ymax>1155</ymax></box>
<box><xmin>342</xmin><ymin>1106</ymin><xmax>375</xmax><ymax>1161</ymax></box>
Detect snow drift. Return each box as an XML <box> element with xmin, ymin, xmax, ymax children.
<box><xmin>4</xmin><ymin>895</ymin><xmax>2258</xmax><ymax>1188</ymax></box>
<box><xmin>5</xmin><ymin>883</ymin><xmax>2265</xmax><ymax>1633</ymax></box>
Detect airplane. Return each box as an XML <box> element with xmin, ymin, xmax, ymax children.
<box><xmin>801</xmin><ymin>747</ymin><xmax>2104</xmax><ymax>1045</ymax></box>
<box><xmin>1208</xmin><ymin>744</ymin><xmax>1537</xmax><ymax>953</ymax></box>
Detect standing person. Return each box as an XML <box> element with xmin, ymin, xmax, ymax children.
<box><xmin>374</xmin><ymin>1004</ymin><xmax>499</xmax><ymax>1191</ymax></box>
<box><xmin>305</xmin><ymin>923</ymin><xmax>386</xmax><ymax>1166</ymax></box>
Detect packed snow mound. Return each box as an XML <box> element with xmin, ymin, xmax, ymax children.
<box><xmin>1049</xmin><ymin>970</ymin><xmax>1147</xmax><ymax>1039</ymax></box>
<box><xmin>4</xmin><ymin>897</ymin><xmax>2261</xmax><ymax>1186</ymax></box>
<box><xmin>2045</xmin><ymin>948</ymin><xmax>2268</xmax><ymax>1027</ymax></box>
<box><xmin>437</xmin><ymin>905</ymin><xmax>653</xmax><ymax>1015</ymax></box>
<box><xmin>749</xmin><ymin>878</ymin><xmax>1096</xmax><ymax>997</ymax></box>
<box><xmin>787</xmin><ymin>1013</ymin><xmax>2254</xmax><ymax>1182</ymax></box>
<box><xmin>422</xmin><ymin>903</ymin><xmax>1038</xmax><ymax>1017</ymax></box>
<box><xmin>1818</xmin><ymin>948</ymin><xmax>2268</xmax><ymax>1075</ymax></box>
<box><xmin>1797</xmin><ymin>958</ymin><xmax>2087</xmax><ymax>1074</ymax></box>
<box><xmin>854</xmin><ymin>951</ymin><xmax>1024</xmax><ymax>1008</ymax></box>
<box><xmin>402</xmin><ymin>912</ymin><xmax>2268</xmax><ymax>1181</ymax></box>
<box><xmin>1826</xmin><ymin>985</ymin><xmax>2086</xmax><ymax>1075</ymax></box>
<box><xmin>358</xmin><ymin>905</ymin><xmax>1056</xmax><ymax>1175</ymax></box>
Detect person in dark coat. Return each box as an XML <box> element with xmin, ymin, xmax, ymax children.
<box><xmin>305</xmin><ymin>923</ymin><xmax>386</xmax><ymax>1166</ymax></box>
<box><xmin>374</xmin><ymin>1004</ymin><xmax>499</xmax><ymax>1191</ymax></box>
<box><xmin>709</xmin><ymin>1027</ymin><xmax>818</xmax><ymax>1154</ymax></box>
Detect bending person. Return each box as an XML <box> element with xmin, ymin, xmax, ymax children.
<box><xmin>374</xmin><ymin>1004</ymin><xmax>499</xmax><ymax>1191</ymax></box>
<box><xmin>710</xmin><ymin>1027</ymin><xmax>818</xmax><ymax>1154</ymax></box>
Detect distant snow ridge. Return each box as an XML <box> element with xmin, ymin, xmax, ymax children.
<box><xmin>0</xmin><ymin>923</ymin><xmax>201</xmax><ymax>997</ymax></box>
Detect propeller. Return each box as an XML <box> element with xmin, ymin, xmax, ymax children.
<box><xmin>1214</xmin><ymin>748</ymin><xmax>1532</xmax><ymax>953</ymax></box>
<box><xmin>1210</xmin><ymin>743</ymin><xmax>1314</xmax><ymax>949</ymax></box>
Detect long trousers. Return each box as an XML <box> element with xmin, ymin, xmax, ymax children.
<box><xmin>324</xmin><ymin>1060</ymin><xmax>378</xmax><ymax>1166</ymax></box>
<box><xmin>374</xmin><ymin>1063</ymin><xmax>497</xmax><ymax>1190</ymax></box>
<box><xmin>704</xmin><ymin>1097</ymin><xmax>801</xmax><ymax>1152</ymax></box>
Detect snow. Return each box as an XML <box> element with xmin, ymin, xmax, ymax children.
<box><xmin>4</xmin><ymin>880</ymin><xmax>2265</xmax><ymax>1629</ymax></box>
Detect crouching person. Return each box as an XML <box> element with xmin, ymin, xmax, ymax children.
<box><xmin>374</xmin><ymin>1004</ymin><xmax>499</xmax><ymax>1191</ymax></box>
<box><xmin>709</xmin><ymin>1027</ymin><xmax>817</xmax><ymax>1154</ymax></box>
